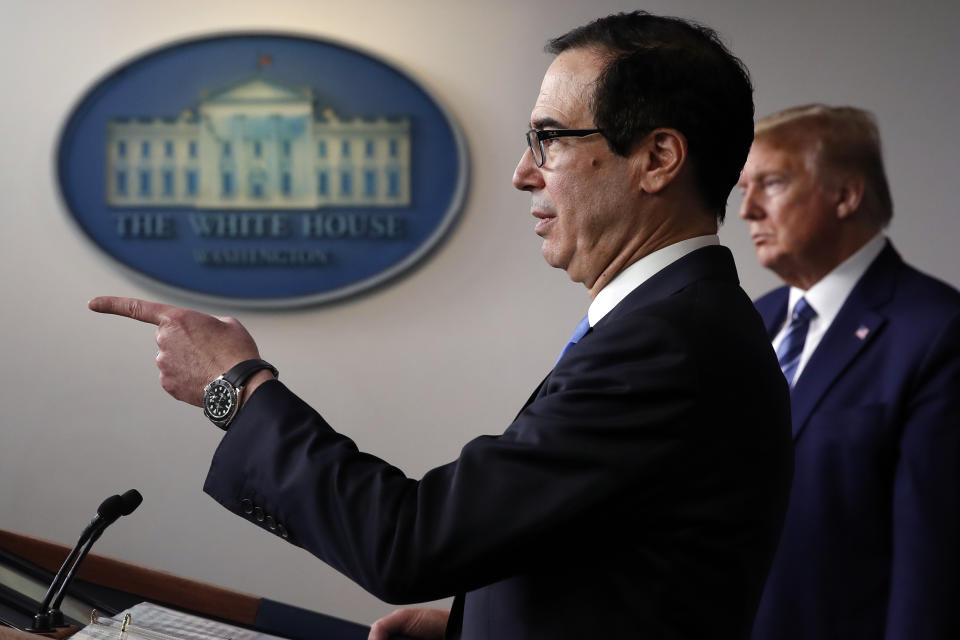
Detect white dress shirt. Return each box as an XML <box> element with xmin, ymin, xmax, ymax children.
<box><xmin>772</xmin><ymin>233</ymin><xmax>887</xmax><ymax>383</ymax></box>
<box><xmin>587</xmin><ymin>235</ymin><xmax>721</xmax><ymax>327</ymax></box>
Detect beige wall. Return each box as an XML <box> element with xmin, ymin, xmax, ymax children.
<box><xmin>1</xmin><ymin>0</ymin><xmax>958</xmax><ymax>627</ymax></box>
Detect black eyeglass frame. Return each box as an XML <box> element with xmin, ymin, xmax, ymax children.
<box><xmin>525</xmin><ymin>128</ymin><xmax>604</xmax><ymax>167</ymax></box>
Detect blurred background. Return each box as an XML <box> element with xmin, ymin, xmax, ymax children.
<box><xmin>2</xmin><ymin>0</ymin><xmax>958</xmax><ymax>626</ymax></box>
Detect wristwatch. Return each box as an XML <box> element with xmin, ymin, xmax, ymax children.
<box><xmin>202</xmin><ymin>359</ymin><xmax>278</xmax><ymax>430</ymax></box>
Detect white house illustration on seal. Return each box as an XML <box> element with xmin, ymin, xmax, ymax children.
<box><xmin>106</xmin><ymin>76</ymin><xmax>411</xmax><ymax>209</ymax></box>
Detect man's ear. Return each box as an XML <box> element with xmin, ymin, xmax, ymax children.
<box><xmin>633</xmin><ymin>128</ymin><xmax>688</xmax><ymax>194</ymax></box>
<box><xmin>834</xmin><ymin>174</ymin><xmax>865</xmax><ymax>220</ymax></box>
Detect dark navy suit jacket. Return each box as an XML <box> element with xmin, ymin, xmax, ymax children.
<box><xmin>752</xmin><ymin>242</ymin><xmax>960</xmax><ymax>640</ymax></box>
<box><xmin>204</xmin><ymin>246</ymin><xmax>793</xmax><ymax>639</ymax></box>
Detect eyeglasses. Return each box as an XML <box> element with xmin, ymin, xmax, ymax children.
<box><xmin>525</xmin><ymin>128</ymin><xmax>604</xmax><ymax>167</ymax></box>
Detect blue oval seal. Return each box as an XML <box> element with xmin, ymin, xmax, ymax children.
<box><xmin>58</xmin><ymin>33</ymin><xmax>468</xmax><ymax>308</ymax></box>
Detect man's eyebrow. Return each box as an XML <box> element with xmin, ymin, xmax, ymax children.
<box><xmin>738</xmin><ymin>170</ymin><xmax>788</xmax><ymax>187</ymax></box>
<box><xmin>531</xmin><ymin>116</ymin><xmax>565</xmax><ymax>130</ymax></box>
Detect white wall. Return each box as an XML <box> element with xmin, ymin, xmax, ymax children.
<box><xmin>1</xmin><ymin>0</ymin><xmax>957</xmax><ymax>627</ymax></box>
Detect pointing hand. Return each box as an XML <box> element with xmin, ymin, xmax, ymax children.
<box><xmin>89</xmin><ymin>296</ymin><xmax>262</xmax><ymax>406</ymax></box>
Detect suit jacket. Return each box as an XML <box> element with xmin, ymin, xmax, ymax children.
<box><xmin>204</xmin><ymin>245</ymin><xmax>793</xmax><ymax>639</ymax></box>
<box><xmin>752</xmin><ymin>242</ymin><xmax>960</xmax><ymax>640</ymax></box>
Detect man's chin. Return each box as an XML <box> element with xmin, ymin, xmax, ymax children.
<box><xmin>756</xmin><ymin>250</ymin><xmax>800</xmax><ymax>285</ymax></box>
<box><xmin>540</xmin><ymin>244</ymin><xmax>568</xmax><ymax>271</ymax></box>
<box><xmin>754</xmin><ymin>246</ymin><xmax>782</xmax><ymax>271</ymax></box>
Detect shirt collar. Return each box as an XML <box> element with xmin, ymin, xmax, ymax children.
<box><xmin>786</xmin><ymin>233</ymin><xmax>887</xmax><ymax>328</ymax></box>
<box><xmin>588</xmin><ymin>235</ymin><xmax>720</xmax><ymax>326</ymax></box>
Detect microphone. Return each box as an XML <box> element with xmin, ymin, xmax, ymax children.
<box><xmin>47</xmin><ymin>490</ymin><xmax>143</xmax><ymax>626</ymax></box>
<box><xmin>28</xmin><ymin>490</ymin><xmax>143</xmax><ymax>632</ymax></box>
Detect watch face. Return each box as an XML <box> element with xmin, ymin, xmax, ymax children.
<box><xmin>204</xmin><ymin>378</ymin><xmax>237</xmax><ymax>421</ymax></box>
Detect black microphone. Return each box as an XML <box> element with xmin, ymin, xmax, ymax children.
<box><xmin>47</xmin><ymin>490</ymin><xmax>144</xmax><ymax>626</ymax></box>
<box><xmin>28</xmin><ymin>490</ymin><xmax>143</xmax><ymax>632</ymax></box>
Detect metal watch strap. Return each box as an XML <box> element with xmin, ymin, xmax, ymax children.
<box><xmin>222</xmin><ymin>359</ymin><xmax>279</xmax><ymax>387</ymax></box>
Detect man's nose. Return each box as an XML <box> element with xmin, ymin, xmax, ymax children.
<box><xmin>739</xmin><ymin>186</ymin><xmax>762</xmax><ymax>220</ymax></box>
<box><xmin>513</xmin><ymin>147</ymin><xmax>544</xmax><ymax>192</ymax></box>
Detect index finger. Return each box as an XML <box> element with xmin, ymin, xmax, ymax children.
<box><xmin>88</xmin><ymin>296</ymin><xmax>178</xmax><ymax>325</ymax></box>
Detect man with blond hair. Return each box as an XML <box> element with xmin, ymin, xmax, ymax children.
<box><xmin>739</xmin><ymin>104</ymin><xmax>960</xmax><ymax>639</ymax></box>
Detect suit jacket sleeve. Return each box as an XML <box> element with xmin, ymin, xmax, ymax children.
<box><xmin>887</xmin><ymin>313</ymin><xmax>960</xmax><ymax>638</ymax></box>
<box><xmin>202</xmin><ymin>312</ymin><xmax>715</xmax><ymax>604</ymax></box>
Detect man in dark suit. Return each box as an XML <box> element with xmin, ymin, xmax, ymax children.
<box><xmin>739</xmin><ymin>104</ymin><xmax>960</xmax><ymax>640</ymax></box>
<box><xmin>90</xmin><ymin>12</ymin><xmax>793</xmax><ymax>640</ymax></box>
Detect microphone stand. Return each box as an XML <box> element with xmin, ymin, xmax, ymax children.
<box><xmin>27</xmin><ymin>490</ymin><xmax>142</xmax><ymax>633</ymax></box>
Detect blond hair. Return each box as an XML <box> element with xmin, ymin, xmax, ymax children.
<box><xmin>755</xmin><ymin>104</ymin><xmax>893</xmax><ymax>226</ymax></box>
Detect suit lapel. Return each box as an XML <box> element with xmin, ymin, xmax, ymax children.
<box><xmin>516</xmin><ymin>373</ymin><xmax>550</xmax><ymax>419</ymax></box>
<box><xmin>787</xmin><ymin>243</ymin><xmax>900</xmax><ymax>440</ymax></box>
<box><xmin>789</xmin><ymin>309</ymin><xmax>886</xmax><ymax>438</ymax></box>
<box><xmin>755</xmin><ymin>288</ymin><xmax>789</xmax><ymax>339</ymax></box>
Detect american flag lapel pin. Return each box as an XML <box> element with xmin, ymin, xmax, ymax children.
<box><xmin>855</xmin><ymin>326</ymin><xmax>870</xmax><ymax>340</ymax></box>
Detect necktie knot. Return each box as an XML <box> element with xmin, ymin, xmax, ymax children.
<box><xmin>792</xmin><ymin>297</ymin><xmax>817</xmax><ymax>323</ymax></box>
<box><xmin>568</xmin><ymin>315</ymin><xmax>591</xmax><ymax>345</ymax></box>
<box><xmin>555</xmin><ymin>315</ymin><xmax>590</xmax><ymax>366</ymax></box>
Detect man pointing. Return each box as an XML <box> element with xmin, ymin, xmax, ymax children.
<box><xmin>90</xmin><ymin>297</ymin><xmax>270</xmax><ymax>409</ymax></box>
<box><xmin>92</xmin><ymin>12</ymin><xmax>791</xmax><ymax>640</ymax></box>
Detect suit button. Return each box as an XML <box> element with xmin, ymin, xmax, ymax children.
<box><xmin>240</xmin><ymin>499</ymin><xmax>253</xmax><ymax>514</ymax></box>
<box><xmin>253</xmin><ymin>506</ymin><xmax>265</xmax><ymax>522</ymax></box>
<box><xmin>277</xmin><ymin>524</ymin><xmax>289</xmax><ymax>539</ymax></box>
<box><xmin>265</xmin><ymin>515</ymin><xmax>276</xmax><ymax>530</ymax></box>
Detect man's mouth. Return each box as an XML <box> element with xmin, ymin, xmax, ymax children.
<box><xmin>532</xmin><ymin>210</ymin><xmax>555</xmax><ymax>235</ymax></box>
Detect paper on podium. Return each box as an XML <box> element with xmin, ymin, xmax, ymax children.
<box><xmin>73</xmin><ymin>603</ymin><xmax>287</xmax><ymax>640</ymax></box>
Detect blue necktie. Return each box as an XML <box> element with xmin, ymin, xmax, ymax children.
<box><xmin>776</xmin><ymin>297</ymin><xmax>817</xmax><ymax>386</ymax></box>
<box><xmin>556</xmin><ymin>315</ymin><xmax>590</xmax><ymax>365</ymax></box>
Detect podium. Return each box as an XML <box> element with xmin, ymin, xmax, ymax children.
<box><xmin>0</xmin><ymin>528</ymin><xmax>368</xmax><ymax>640</ymax></box>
